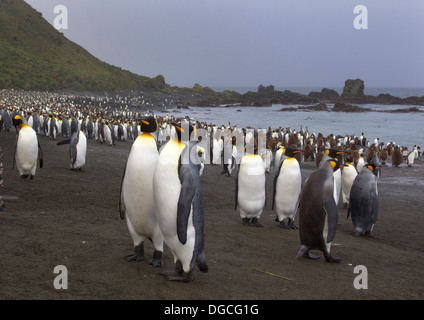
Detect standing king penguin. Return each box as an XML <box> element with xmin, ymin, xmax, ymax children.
<box><xmin>297</xmin><ymin>159</ymin><xmax>341</xmax><ymax>262</ymax></box>
<box><xmin>119</xmin><ymin>116</ymin><xmax>163</xmax><ymax>267</ymax></box>
<box><xmin>235</xmin><ymin>131</ymin><xmax>266</xmax><ymax>227</ymax></box>
<box><xmin>153</xmin><ymin>121</ymin><xmax>208</xmax><ymax>282</ymax></box>
<box><xmin>57</xmin><ymin>130</ymin><xmax>87</xmax><ymax>170</ymax></box>
<box><xmin>341</xmin><ymin>154</ymin><xmax>358</xmax><ymax>208</ymax></box>
<box><xmin>320</xmin><ymin>148</ymin><xmax>343</xmax><ymax>206</ymax></box>
<box><xmin>348</xmin><ymin>163</ymin><xmax>379</xmax><ymax>236</ymax></box>
<box><xmin>272</xmin><ymin>147</ymin><xmax>302</xmax><ymax>229</ymax></box>
<box><xmin>12</xmin><ymin>115</ymin><xmax>43</xmax><ymax>180</ymax></box>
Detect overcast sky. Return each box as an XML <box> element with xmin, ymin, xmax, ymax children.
<box><xmin>24</xmin><ymin>0</ymin><xmax>424</xmax><ymax>89</ymax></box>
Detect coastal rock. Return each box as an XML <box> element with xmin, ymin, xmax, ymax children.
<box><xmin>308</xmin><ymin>88</ymin><xmax>340</xmax><ymax>101</ymax></box>
<box><xmin>341</xmin><ymin>79</ymin><xmax>365</xmax><ymax>99</ymax></box>
<box><xmin>298</xmin><ymin>103</ymin><xmax>329</xmax><ymax>111</ymax></box>
<box><xmin>332</xmin><ymin>102</ymin><xmax>370</xmax><ymax>112</ymax></box>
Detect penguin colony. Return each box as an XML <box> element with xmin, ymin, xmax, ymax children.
<box><xmin>1</xmin><ymin>89</ymin><xmax>422</xmax><ymax>281</ymax></box>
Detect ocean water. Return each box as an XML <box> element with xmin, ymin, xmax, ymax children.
<box><xmin>156</xmin><ymin>103</ymin><xmax>424</xmax><ymax>149</ymax></box>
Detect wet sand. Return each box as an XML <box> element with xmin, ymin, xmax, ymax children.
<box><xmin>0</xmin><ymin>129</ymin><xmax>423</xmax><ymax>300</ymax></box>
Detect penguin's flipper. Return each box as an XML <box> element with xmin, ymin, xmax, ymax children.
<box><xmin>70</xmin><ymin>139</ymin><xmax>78</xmax><ymax>166</ymax></box>
<box><xmin>234</xmin><ymin>164</ymin><xmax>240</xmax><ymax>210</ymax></box>
<box><xmin>119</xmin><ymin>163</ymin><xmax>127</xmax><ymax>220</ymax></box>
<box><xmin>38</xmin><ymin>140</ymin><xmax>43</xmax><ymax>169</ymax></box>
<box><xmin>56</xmin><ymin>139</ymin><xmax>71</xmax><ymax>146</ymax></box>
<box><xmin>371</xmin><ymin>186</ymin><xmax>379</xmax><ymax>225</ymax></box>
<box><xmin>12</xmin><ymin>137</ymin><xmax>18</xmax><ymax>170</ymax></box>
<box><xmin>272</xmin><ymin>158</ymin><xmax>285</xmax><ymax>210</ymax></box>
<box><xmin>177</xmin><ymin>163</ymin><xmax>196</xmax><ymax>245</ymax></box>
<box><xmin>323</xmin><ymin>197</ymin><xmax>338</xmax><ymax>244</ymax></box>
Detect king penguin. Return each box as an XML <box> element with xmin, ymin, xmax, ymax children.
<box><xmin>348</xmin><ymin>163</ymin><xmax>379</xmax><ymax>236</ymax></box>
<box><xmin>235</xmin><ymin>131</ymin><xmax>266</xmax><ymax>227</ymax></box>
<box><xmin>320</xmin><ymin>148</ymin><xmax>343</xmax><ymax>206</ymax></box>
<box><xmin>57</xmin><ymin>130</ymin><xmax>87</xmax><ymax>170</ymax></box>
<box><xmin>153</xmin><ymin>121</ymin><xmax>208</xmax><ymax>282</ymax></box>
<box><xmin>272</xmin><ymin>147</ymin><xmax>302</xmax><ymax>229</ymax></box>
<box><xmin>296</xmin><ymin>159</ymin><xmax>341</xmax><ymax>262</ymax></box>
<box><xmin>12</xmin><ymin>115</ymin><xmax>43</xmax><ymax>180</ymax></box>
<box><xmin>341</xmin><ymin>154</ymin><xmax>358</xmax><ymax>208</ymax></box>
<box><xmin>119</xmin><ymin>116</ymin><xmax>163</xmax><ymax>267</ymax></box>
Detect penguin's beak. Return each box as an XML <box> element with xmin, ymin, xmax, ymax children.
<box><xmin>142</xmin><ymin>120</ymin><xmax>149</xmax><ymax>125</ymax></box>
<box><xmin>293</xmin><ymin>150</ymin><xmax>300</xmax><ymax>154</ymax></box>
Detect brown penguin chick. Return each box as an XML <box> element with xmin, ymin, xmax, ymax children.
<box><xmin>288</xmin><ymin>134</ymin><xmax>298</xmax><ymax>147</ymax></box>
<box><xmin>315</xmin><ymin>149</ymin><xmax>324</xmax><ymax>167</ymax></box>
<box><xmin>392</xmin><ymin>146</ymin><xmax>403</xmax><ymax>167</ymax></box>
<box><xmin>379</xmin><ymin>148</ymin><xmax>388</xmax><ymax>165</ymax></box>
<box><xmin>367</xmin><ymin>145</ymin><xmax>377</xmax><ymax>163</ymax></box>
<box><xmin>303</xmin><ymin>144</ymin><xmax>312</xmax><ymax>161</ymax></box>
<box><xmin>386</xmin><ymin>144</ymin><xmax>393</xmax><ymax>156</ymax></box>
<box><xmin>352</xmin><ymin>150</ymin><xmax>360</xmax><ymax>164</ymax></box>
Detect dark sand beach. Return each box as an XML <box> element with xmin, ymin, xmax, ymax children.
<box><xmin>0</xmin><ymin>129</ymin><xmax>423</xmax><ymax>300</ymax></box>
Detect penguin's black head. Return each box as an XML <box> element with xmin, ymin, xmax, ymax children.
<box><xmin>345</xmin><ymin>154</ymin><xmax>354</xmax><ymax>163</ymax></box>
<box><xmin>12</xmin><ymin>115</ymin><xmax>24</xmax><ymax>133</ymax></box>
<box><xmin>139</xmin><ymin>116</ymin><xmax>158</xmax><ymax>133</ymax></box>
<box><xmin>326</xmin><ymin>148</ymin><xmax>343</xmax><ymax>158</ymax></box>
<box><xmin>364</xmin><ymin>163</ymin><xmax>380</xmax><ymax>177</ymax></box>
<box><xmin>171</xmin><ymin>121</ymin><xmax>195</xmax><ymax>141</ymax></box>
<box><xmin>283</xmin><ymin>147</ymin><xmax>301</xmax><ymax>158</ymax></box>
<box><xmin>328</xmin><ymin>159</ymin><xmax>340</xmax><ymax>172</ymax></box>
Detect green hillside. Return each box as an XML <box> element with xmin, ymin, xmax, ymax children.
<box><xmin>0</xmin><ymin>0</ymin><xmax>164</xmax><ymax>91</ymax></box>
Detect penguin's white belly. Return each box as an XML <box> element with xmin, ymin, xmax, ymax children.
<box><xmin>212</xmin><ymin>140</ymin><xmax>221</xmax><ymax>164</ymax></box>
<box><xmin>341</xmin><ymin>165</ymin><xmax>357</xmax><ymax>204</ymax></box>
<box><xmin>323</xmin><ymin>211</ymin><xmax>331</xmax><ymax>253</ymax></box>
<box><xmin>333</xmin><ymin>169</ymin><xmax>341</xmax><ymax>205</ymax></box>
<box><xmin>16</xmin><ymin>127</ymin><xmax>38</xmax><ymax>175</ymax></box>
<box><xmin>275</xmin><ymin>159</ymin><xmax>301</xmax><ymax>219</ymax></box>
<box><xmin>74</xmin><ymin>131</ymin><xmax>87</xmax><ymax>169</ymax></box>
<box><xmin>237</xmin><ymin>155</ymin><xmax>266</xmax><ymax>218</ymax></box>
<box><xmin>153</xmin><ymin>139</ymin><xmax>195</xmax><ymax>270</ymax></box>
<box><xmin>123</xmin><ymin>136</ymin><xmax>160</xmax><ymax>244</ymax></box>
<box><xmin>105</xmin><ymin>127</ymin><xmax>112</xmax><ymax>144</ymax></box>
<box><xmin>357</xmin><ymin>158</ymin><xmax>364</xmax><ymax>173</ymax></box>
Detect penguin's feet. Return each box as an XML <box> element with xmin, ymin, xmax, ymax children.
<box><xmin>300</xmin><ymin>252</ymin><xmax>320</xmax><ymax>260</ymax></box>
<box><xmin>29</xmin><ymin>175</ymin><xmax>35</xmax><ymax>181</ymax></box>
<box><xmin>242</xmin><ymin>218</ymin><xmax>251</xmax><ymax>226</ymax></box>
<box><xmin>287</xmin><ymin>219</ymin><xmax>298</xmax><ymax>230</ymax></box>
<box><xmin>125</xmin><ymin>244</ymin><xmax>145</xmax><ymax>262</ymax></box>
<box><xmin>160</xmin><ymin>261</ymin><xmax>191</xmax><ymax>282</ymax></box>
<box><xmin>251</xmin><ymin>217</ymin><xmax>263</xmax><ymax>227</ymax></box>
<box><xmin>20</xmin><ymin>174</ymin><xmax>29</xmax><ymax>180</ymax></box>
<box><xmin>148</xmin><ymin>250</ymin><xmax>163</xmax><ymax>268</ymax></box>
<box><xmin>161</xmin><ymin>271</ymin><xmax>192</xmax><ymax>282</ymax></box>
<box><xmin>296</xmin><ymin>245</ymin><xmax>320</xmax><ymax>260</ymax></box>
<box><xmin>279</xmin><ymin>220</ymin><xmax>290</xmax><ymax>229</ymax></box>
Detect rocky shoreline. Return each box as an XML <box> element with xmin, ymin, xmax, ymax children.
<box><xmin>2</xmin><ymin>79</ymin><xmax>423</xmax><ymax>116</ymax></box>
<box><xmin>94</xmin><ymin>79</ymin><xmax>424</xmax><ymax>110</ymax></box>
